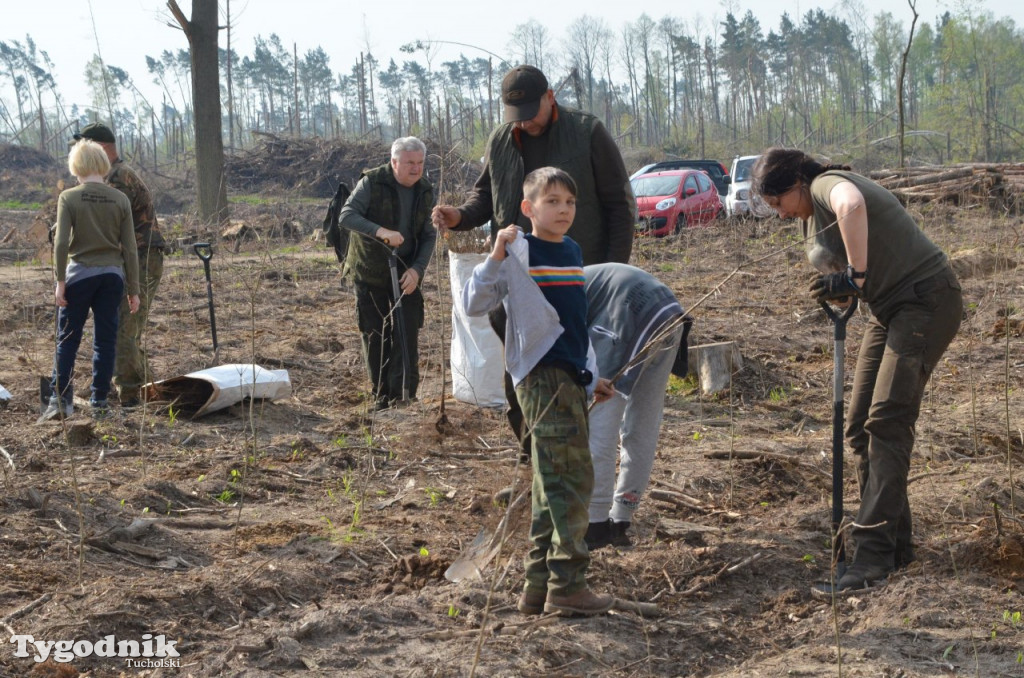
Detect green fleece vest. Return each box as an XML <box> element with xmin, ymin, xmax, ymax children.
<box><xmin>487</xmin><ymin>107</ymin><xmax>605</xmax><ymax>265</ymax></box>
<box><xmin>343</xmin><ymin>163</ymin><xmax>434</xmax><ymax>288</ymax></box>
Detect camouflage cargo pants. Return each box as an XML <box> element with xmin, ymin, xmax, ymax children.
<box><xmin>114</xmin><ymin>248</ymin><xmax>163</xmax><ymax>400</ymax></box>
<box><xmin>515</xmin><ymin>365</ymin><xmax>593</xmax><ymax>597</ymax></box>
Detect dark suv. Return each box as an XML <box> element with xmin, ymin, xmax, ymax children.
<box><xmin>629</xmin><ymin>160</ymin><xmax>731</xmax><ymax>197</ymax></box>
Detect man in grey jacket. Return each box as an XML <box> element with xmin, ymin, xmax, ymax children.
<box><xmin>583</xmin><ymin>263</ymin><xmax>692</xmax><ymax>550</ymax></box>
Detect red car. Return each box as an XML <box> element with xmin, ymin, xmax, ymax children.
<box><xmin>631</xmin><ymin>169</ymin><xmax>723</xmax><ymax>236</ymax></box>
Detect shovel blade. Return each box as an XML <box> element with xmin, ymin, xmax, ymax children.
<box><xmin>39</xmin><ymin>377</ymin><xmax>52</xmax><ymax>413</ymax></box>
<box><xmin>444</xmin><ymin>528</ymin><xmax>495</xmax><ymax>583</ymax></box>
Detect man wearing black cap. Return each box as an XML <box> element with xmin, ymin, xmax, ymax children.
<box><xmin>432</xmin><ymin>64</ymin><xmax>635</xmax><ymax>451</ymax></box>
<box><xmin>73</xmin><ymin>122</ymin><xmax>166</xmax><ymax>406</ymax></box>
<box><xmin>432</xmin><ymin>64</ymin><xmax>634</xmax><ymax>266</ymax></box>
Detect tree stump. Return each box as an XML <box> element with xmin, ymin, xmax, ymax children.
<box><xmin>687</xmin><ymin>341</ymin><xmax>743</xmax><ymax>394</ymax></box>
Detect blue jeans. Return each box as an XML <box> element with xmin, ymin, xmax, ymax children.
<box><xmin>51</xmin><ymin>273</ymin><xmax>124</xmax><ymax>404</ymax></box>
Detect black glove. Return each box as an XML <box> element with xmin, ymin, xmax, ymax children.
<box><xmin>810</xmin><ymin>272</ymin><xmax>861</xmax><ymax>302</ymax></box>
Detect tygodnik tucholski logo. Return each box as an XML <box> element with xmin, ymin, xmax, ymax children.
<box><xmin>9</xmin><ymin>633</ymin><xmax>181</xmax><ymax>667</ymax></box>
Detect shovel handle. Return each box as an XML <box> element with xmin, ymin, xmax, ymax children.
<box><xmin>193</xmin><ymin>242</ymin><xmax>214</xmax><ymax>263</ymax></box>
<box><xmin>819</xmin><ymin>297</ymin><xmax>858</xmax><ymax>325</ymax></box>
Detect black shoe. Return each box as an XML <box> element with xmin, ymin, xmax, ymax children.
<box><xmin>609</xmin><ymin>520</ymin><xmax>632</xmax><ymax>547</ymax></box>
<box><xmin>585</xmin><ymin>520</ymin><xmax>613</xmax><ymax>551</ymax></box>
<box><xmin>586</xmin><ymin>519</ymin><xmax>633</xmax><ymax>551</ymax></box>
<box><xmin>836</xmin><ymin>561</ymin><xmax>894</xmax><ymax>591</ymax></box>
<box><xmin>895</xmin><ymin>545</ymin><xmax>916</xmax><ymax>569</ymax></box>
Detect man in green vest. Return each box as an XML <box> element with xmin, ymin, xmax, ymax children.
<box><xmin>432</xmin><ymin>64</ymin><xmax>634</xmax><ymax>265</ymax></box>
<box><xmin>340</xmin><ymin>137</ymin><xmax>437</xmax><ymax>410</ymax></box>
<box><xmin>433</xmin><ymin>64</ymin><xmax>635</xmax><ymax>448</ymax></box>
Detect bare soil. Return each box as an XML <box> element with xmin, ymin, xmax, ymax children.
<box><xmin>0</xmin><ymin>184</ymin><xmax>1022</xmax><ymax>677</ymax></box>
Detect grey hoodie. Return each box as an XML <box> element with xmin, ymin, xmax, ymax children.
<box><xmin>462</xmin><ymin>229</ymin><xmax>597</xmax><ymax>392</ymax></box>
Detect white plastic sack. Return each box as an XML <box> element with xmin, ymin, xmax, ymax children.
<box><xmin>449</xmin><ymin>252</ymin><xmax>505</xmax><ymax>408</ymax></box>
<box><xmin>144</xmin><ymin>364</ymin><xmax>291</xmax><ymax>418</ymax></box>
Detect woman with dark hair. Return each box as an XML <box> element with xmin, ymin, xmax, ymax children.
<box><xmin>753</xmin><ymin>148</ymin><xmax>962</xmax><ymax>591</ymax></box>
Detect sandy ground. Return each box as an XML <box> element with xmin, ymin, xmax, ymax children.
<box><xmin>0</xmin><ymin>199</ymin><xmax>1022</xmax><ymax>677</ymax></box>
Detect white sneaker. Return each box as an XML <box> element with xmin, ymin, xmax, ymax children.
<box><xmin>37</xmin><ymin>396</ymin><xmax>72</xmax><ymax>424</ymax></box>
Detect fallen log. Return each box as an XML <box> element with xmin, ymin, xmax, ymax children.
<box><xmin>882</xmin><ymin>167</ymin><xmax>973</xmax><ymax>189</ymax></box>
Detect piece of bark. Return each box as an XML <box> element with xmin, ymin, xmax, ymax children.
<box><xmin>649</xmin><ymin>488</ymin><xmax>707</xmax><ymax>510</ymax></box>
<box><xmin>656</xmin><ymin>517</ymin><xmax>722</xmax><ymax>542</ymax></box>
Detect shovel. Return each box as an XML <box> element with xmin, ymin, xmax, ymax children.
<box><xmin>384</xmin><ymin>246</ymin><xmax>411</xmax><ymax>402</ymax></box>
<box><xmin>193</xmin><ymin>243</ymin><xmax>219</xmax><ymax>365</ymax></box>
<box><xmin>813</xmin><ymin>297</ymin><xmax>858</xmax><ymax>594</ymax></box>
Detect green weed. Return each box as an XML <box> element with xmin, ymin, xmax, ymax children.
<box><xmin>0</xmin><ymin>199</ymin><xmax>42</xmax><ymax>210</ymax></box>
<box><xmin>229</xmin><ymin>194</ymin><xmax>272</xmax><ymax>205</ymax></box>
<box><xmin>667</xmin><ymin>374</ymin><xmax>697</xmax><ymax>395</ymax></box>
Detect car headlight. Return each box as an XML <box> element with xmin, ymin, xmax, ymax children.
<box><xmin>655</xmin><ymin>197</ymin><xmax>677</xmax><ymax>211</ymax></box>
<box><xmin>737</xmin><ymin>189</ymin><xmax>750</xmax><ymax>200</ymax></box>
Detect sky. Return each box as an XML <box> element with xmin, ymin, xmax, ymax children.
<box><xmin>3</xmin><ymin>0</ymin><xmax>1022</xmax><ymax>114</ymax></box>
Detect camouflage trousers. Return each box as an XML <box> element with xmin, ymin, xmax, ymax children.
<box><xmin>114</xmin><ymin>248</ymin><xmax>163</xmax><ymax>399</ymax></box>
<box><xmin>515</xmin><ymin>365</ymin><xmax>593</xmax><ymax>596</ymax></box>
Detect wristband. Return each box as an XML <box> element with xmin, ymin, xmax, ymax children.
<box><xmin>846</xmin><ymin>264</ymin><xmax>867</xmax><ymax>280</ymax></box>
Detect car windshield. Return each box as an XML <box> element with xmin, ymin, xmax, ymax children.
<box><xmin>631</xmin><ymin>175</ymin><xmax>683</xmax><ymax>198</ymax></box>
<box><xmin>734</xmin><ymin>158</ymin><xmax>756</xmax><ymax>182</ymax></box>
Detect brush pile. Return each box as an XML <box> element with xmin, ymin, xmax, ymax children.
<box><xmin>224</xmin><ymin>135</ymin><xmax>389</xmax><ymax>198</ymax></box>
<box><xmin>0</xmin><ymin>144</ymin><xmax>59</xmax><ymax>172</ymax></box>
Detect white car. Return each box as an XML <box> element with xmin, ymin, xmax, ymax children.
<box><xmin>725</xmin><ymin>155</ymin><xmax>774</xmax><ymax>218</ymax></box>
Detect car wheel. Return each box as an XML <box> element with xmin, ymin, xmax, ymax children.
<box><xmin>674</xmin><ymin>213</ymin><xmax>688</xmax><ymax>234</ymax></box>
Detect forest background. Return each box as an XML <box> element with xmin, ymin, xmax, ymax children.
<box><xmin>2</xmin><ymin>0</ymin><xmax>1024</xmax><ymax>182</ymax></box>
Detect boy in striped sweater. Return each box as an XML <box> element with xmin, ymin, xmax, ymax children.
<box><xmin>463</xmin><ymin>167</ymin><xmax>614</xmax><ymax>617</ymax></box>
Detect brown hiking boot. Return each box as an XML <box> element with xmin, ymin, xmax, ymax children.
<box><xmin>517</xmin><ymin>589</ymin><xmax>546</xmax><ymax>615</ymax></box>
<box><xmin>544</xmin><ymin>588</ymin><xmax>613</xmax><ymax>617</ymax></box>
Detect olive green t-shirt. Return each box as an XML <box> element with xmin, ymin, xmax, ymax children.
<box><xmin>805</xmin><ymin>170</ymin><xmax>947</xmax><ymax>321</ymax></box>
<box><xmin>54</xmin><ymin>182</ymin><xmax>140</xmax><ymax>295</ymax></box>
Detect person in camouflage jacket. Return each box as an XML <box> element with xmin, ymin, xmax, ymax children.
<box><xmin>73</xmin><ymin>123</ymin><xmax>166</xmax><ymax>406</ymax></box>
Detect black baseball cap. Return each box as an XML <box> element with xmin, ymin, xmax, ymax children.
<box><xmin>73</xmin><ymin>122</ymin><xmax>116</xmax><ymax>144</ymax></box>
<box><xmin>501</xmin><ymin>65</ymin><xmax>549</xmax><ymax>122</ymax></box>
